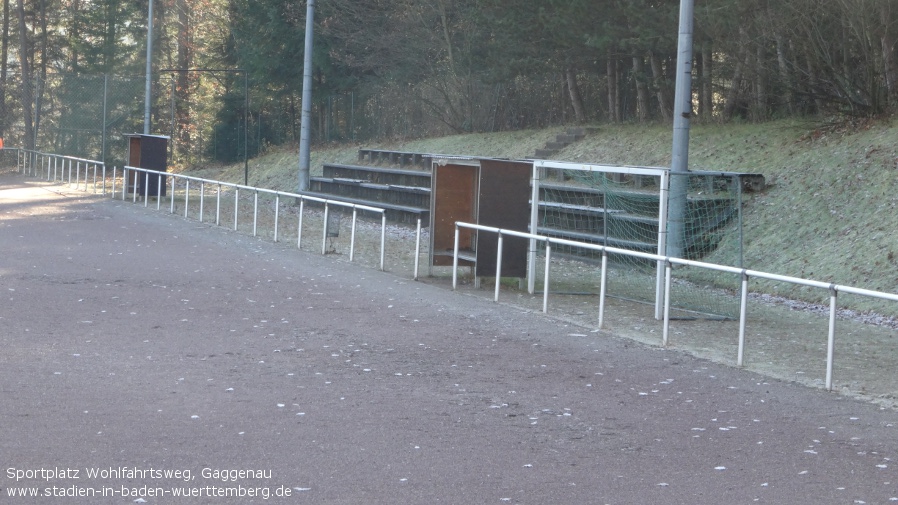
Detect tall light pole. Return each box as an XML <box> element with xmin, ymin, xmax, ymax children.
<box><xmin>143</xmin><ymin>0</ymin><xmax>154</xmax><ymax>134</ymax></box>
<box><xmin>297</xmin><ymin>0</ymin><xmax>315</xmax><ymax>191</ymax></box>
<box><xmin>667</xmin><ymin>0</ymin><xmax>694</xmax><ymax>259</ymax></box>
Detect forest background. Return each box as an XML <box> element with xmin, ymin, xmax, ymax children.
<box><xmin>2</xmin><ymin>0</ymin><xmax>898</xmax><ymax>167</ymax></box>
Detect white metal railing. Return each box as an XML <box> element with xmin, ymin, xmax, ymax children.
<box><xmin>10</xmin><ymin>148</ymin><xmax>426</xmax><ymax>275</ymax></box>
<box><xmin>14</xmin><ymin>148</ymin><xmax>107</xmax><ymax>193</ymax></box>
<box><xmin>116</xmin><ymin>165</ymin><xmax>420</xmax><ymax>273</ymax></box>
<box><xmin>452</xmin><ymin>221</ymin><xmax>898</xmax><ymax>392</ymax></box>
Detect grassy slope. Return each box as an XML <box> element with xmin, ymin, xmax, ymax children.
<box><xmin>194</xmin><ymin>119</ymin><xmax>898</xmax><ymax>314</ymax></box>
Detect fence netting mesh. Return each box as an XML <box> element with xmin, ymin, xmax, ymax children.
<box><xmin>537</xmin><ymin>169</ymin><xmax>744</xmax><ymax>319</ymax></box>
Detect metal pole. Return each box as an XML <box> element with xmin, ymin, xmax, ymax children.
<box><xmin>542</xmin><ymin>242</ymin><xmax>551</xmax><ymax>313</ymax></box>
<box><xmin>826</xmin><ymin>289</ymin><xmax>838</xmax><ymax>391</ymax></box>
<box><xmin>102</xmin><ymin>74</ymin><xmax>108</xmax><ymax>164</ymax></box>
<box><xmin>380</xmin><ymin>214</ymin><xmax>386</xmax><ymax>271</ymax></box>
<box><xmin>598</xmin><ymin>251</ymin><xmax>608</xmax><ymax>329</ymax></box>
<box><xmin>452</xmin><ymin>226</ymin><xmax>460</xmax><ymax>290</ymax></box>
<box><xmin>528</xmin><ymin>163</ymin><xmax>540</xmax><ymax>294</ymax></box>
<box><xmin>322</xmin><ymin>204</ymin><xmax>329</xmax><ymax>255</ymax></box>
<box><xmin>349</xmin><ymin>207</ymin><xmax>357</xmax><ymax>261</ymax></box>
<box><xmin>494</xmin><ymin>232</ymin><xmax>504</xmax><ymax>302</ymax></box>
<box><xmin>667</xmin><ymin>0</ymin><xmax>694</xmax><ymax>260</ymax></box>
<box><xmin>144</xmin><ymin>0</ymin><xmax>154</xmax><ymax>134</ymax></box>
<box><xmin>662</xmin><ymin>261</ymin><xmax>673</xmax><ymax>347</ymax></box>
<box><xmin>297</xmin><ymin>199</ymin><xmax>305</xmax><ymax>249</ymax></box>
<box><xmin>737</xmin><ymin>273</ymin><xmax>749</xmax><ymax>367</ymax></box>
<box><xmin>274</xmin><ymin>195</ymin><xmax>280</xmax><ymax>242</ymax></box>
<box><xmin>252</xmin><ymin>191</ymin><xmax>258</xmax><ymax>236</ymax></box>
<box><xmin>414</xmin><ymin>218</ymin><xmax>422</xmax><ymax>280</ymax></box>
<box><xmin>297</xmin><ymin>0</ymin><xmax>315</xmax><ymax>191</ymax></box>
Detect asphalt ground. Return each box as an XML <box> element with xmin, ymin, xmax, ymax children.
<box><xmin>1</xmin><ymin>171</ymin><xmax>897</xmax><ymax>504</ymax></box>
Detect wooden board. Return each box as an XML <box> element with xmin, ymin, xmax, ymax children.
<box><xmin>431</xmin><ymin>162</ymin><xmax>477</xmax><ymax>267</ymax></box>
<box><xmin>475</xmin><ymin>159</ymin><xmax>531</xmax><ymax>277</ymax></box>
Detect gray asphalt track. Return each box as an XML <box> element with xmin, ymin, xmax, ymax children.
<box><xmin>2</xmin><ymin>172</ymin><xmax>897</xmax><ymax>504</ymax></box>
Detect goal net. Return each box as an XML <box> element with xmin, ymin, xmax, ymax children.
<box><xmin>530</xmin><ymin>160</ymin><xmax>746</xmax><ymax>319</ymax></box>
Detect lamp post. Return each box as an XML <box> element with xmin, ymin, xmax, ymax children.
<box><xmin>144</xmin><ymin>0</ymin><xmax>154</xmax><ymax>134</ymax></box>
<box><xmin>297</xmin><ymin>0</ymin><xmax>315</xmax><ymax>192</ymax></box>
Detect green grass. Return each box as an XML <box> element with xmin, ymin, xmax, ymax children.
<box><xmin>190</xmin><ymin>118</ymin><xmax>898</xmax><ymax>316</ymax></box>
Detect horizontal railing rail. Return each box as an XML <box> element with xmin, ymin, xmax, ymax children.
<box><xmin>452</xmin><ymin>221</ymin><xmax>898</xmax><ymax>392</ymax></box>
<box><xmin>118</xmin><ymin>164</ymin><xmax>415</xmax><ymax>272</ymax></box>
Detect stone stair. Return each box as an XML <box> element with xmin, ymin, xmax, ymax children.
<box><xmin>532</xmin><ymin>127</ymin><xmax>597</xmax><ymax>159</ymax></box>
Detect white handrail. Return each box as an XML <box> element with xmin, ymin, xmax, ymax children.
<box><xmin>453</xmin><ymin>220</ymin><xmax>898</xmax><ymax>392</ymax></box>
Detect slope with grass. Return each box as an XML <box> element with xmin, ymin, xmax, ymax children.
<box><xmin>192</xmin><ymin>119</ymin><xmax>898</xmax><ymax>316</ymax></box>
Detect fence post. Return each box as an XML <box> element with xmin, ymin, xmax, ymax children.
<box><xmin>380</xmin><ymin>214</ymin><xmax>386</xmax><ymax>271</ymax></box>
<box><xmin>737</xmin><ymin>272</ymin><xmax>749</xmax><ymax>367</ymax></box>
<box><xmin>598</xmin><ymin>250</ymin><xmax>608</xmax><ymax>329</ymax></box>
<box><xmin>494</xmin><ymin>232</ymin><xmax>504</xmax><ymax>302</ymax></box>
<box><xmin>543</xmin><ymin>241</ymin><xmax>551</xmax><ymax>313</ymax></box>
<box><xmin>349</xmin><ymin>207</ymin><xmax>357</xmax><ymax>261</ymax></box>
<box><xmin>662</xmin><ymin>260</ymin><xmax>673</xmax><ymax>347</ymax></box>
<box><xmin>414</xmin><ymin>218</ymin><xmax>421</xmax><ymax>280</ymax></box>
<box><xmin>274</xmin><ymin>194</ymin><xmax>280</xmax><ymax>242</ymax></box>
<box><xmin>452</xmin><ymin>225</ymin><xmax>460</xmax><ymax>290</ymax></box>
<box><xmin>297</xmin><ymin>198</ymin><xmax>305</xmax><ymax>249</ymax></box>
<box><xmin>199</xmin><ymin>182</ymin><xmax>205</xmax><ymax>222</ymax></box>
<box><xmin>825</xmin><ymin>287</ymin><xmax>838</xmax><ymax>391</ymax></box>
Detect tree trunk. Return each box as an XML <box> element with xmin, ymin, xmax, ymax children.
<box><xmin>17</xmin><ymin>0</ymin><xmax>33</xmax><ymax>149</ymax></box>
<box><xmin>606</xmin><ymin>49</ymin><xmax>620</xmax><ymax>123</ymax></box>
<box><xmin>649</xmin><ymin>51</ymin><xmax>671</xmax><ymax>121</ymax></box>
<box><xmin>881</xmin><ymin>3</ymin><xmax>898</xmax><ymax>106</ymax></box>
<box><xmin>723</xmin><ymin>30</ymin><xmax>749</xmax><ymax>121</ymax></box>
<box><xmin>701</xmin><ymin>40</ymin><xmax>713</xmax><ymax>120</ymax></box>
<box><xmin>34</xmin><ymin>0</ymin><xmax>48</xmax><ymax>142</ymax></box>
<box><xmin>753</xmin><ymin>44</ymin><xmax>767</xmax><ymax>121</ymax></box>
<box><xmin>633</xmin><ymin>55</ymin><xmax>650</xmax><ymax>121</ymax></box>
<box><xmin>775</xmin><ymin>30</ymin><xmax>795</xmax><ymax>114</ymax></box>
<box><xmin>565</xmin><ymin>66</ymin><xmax>586</xmax><ymax>123</ymax></box>
<box><xmin>1</xmin><ymin>0</ymin><xmax>9</xmax><ymax>138</ymax></box>
<box><xmin>176</xmin><ymin>0</ymin><xmax>191</xmax><ymax>153</ymax></box>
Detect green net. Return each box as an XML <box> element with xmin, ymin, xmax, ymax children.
<box><xmin>535</xmin><ymin>167</ymin><xmax>745</xmax><ymax>319</ymax></box>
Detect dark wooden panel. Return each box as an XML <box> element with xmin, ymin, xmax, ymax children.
<box><xmin>431</xmin><ymin>163</ymin><xmax>477</xmax><ymax>263</ymax></box>
<box><xmin>476</xmin><ymin>159</ymin><xmax>531</xmax><ymax>277</ymax></box>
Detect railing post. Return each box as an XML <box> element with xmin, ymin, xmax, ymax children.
<box><xmin>253</xmin><ymin>191</ymin><xmax>259</xmax><ymax>236</ymax></box>
<box><xmin>452</xmin><ymin>224</ymin><xmax>460</xmax><ymax>290</ymax></box>
<box><xmin>414</xmin><ymin>218</ymin><xmax>422</xmax><ymax>281</ymax></box>
<box><xmin>598</xmin><ymin>249</ymin><xmax>608</xmax><ymax>329</ymax></box>
<box><xmin>297</xmin><ymin>198</ymin><xmax>305</xmax><ymax>249</ymax></box>
<box><xmin>322</xmin><ymin>203</ymin><xmax>330</xmax><ymax>255</ymax></box>
<box><xmin>349</xmin><ymin>207</ymin><xmax>357</xmax><ymax>261</ymax></box>
<box><xmin>662</xmin><ymin>260</ymin><xmax>673</xmax><ymax>347</ymax></box>
<box><xmin>274</xmin><ymin>194</ymin><xmax>280</xmax><ymax>242</ymax></box>
<box><xmin>170</xmin><ymin>176</ymin><xmax>177</xmax><ymax>214</ymax></box>
<box><xmin>233</xmin><ymin>188</ymin><xmax>239</xmax><ymax>230</ymax></box>
<box><xmin>826</xmin><ymin>287</ymin><xmax>838</xmax><ymax>391</ymax></box>
<box><xmin>380</xmin><ymin>213</ymin><xmax>386</xmax><ymax>271</ymax></box>
<box><xmin>144</xmin><ymin>172</ymin><xmax>149</xmax><ymax>207</ymax></box>
<box><xmin>737</xmin><ymin>272</ymin><xmax>749</xmax><ymax>367</ymax></box>
<box><xmin>216</xmin><ymin>184</ymin><xmax>221</xmax><ymax>225</ymax></box>
<box><xmin>157</xmin><ymin>174</ymin><xmax>162</xmax><ymax>210</ymax></box>
<box><xmin>542</xmin><ymin>241</ymin><xmax>551</xmax><ymax>313</ymax></box>
<box><xmin>184</xmin><ymin>179</ymin><xmax>190</xmax><ymax>218</ymax></box>
<box><xmin>494</xmin><ymin>232</ymin><xmax>503</xmax><ymax>303</ymax></box>
<box><xmin>199</xmin><ymin>182</ymin><xmax>205</xmax><ymax>222</ymax></box>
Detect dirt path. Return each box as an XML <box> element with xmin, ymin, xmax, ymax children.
<box><xmin>2</xmin><ymin>172</ymin><xmax>898</xmax><ymax>504</ymax></box>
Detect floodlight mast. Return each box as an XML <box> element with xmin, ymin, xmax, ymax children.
<box><xmin>143</xmin><ymin>0</ymin><xmax>154</xmax><ymax>134</ymax></box>
<box><xmin>298</xmin><ymin>0</ymin><xmax>315</xmax><ymax>192</ymax></box>
<box><xmin>667</xmin><ymin>0</ymin><xmax>694</xmax><ymax>259</ymax></box>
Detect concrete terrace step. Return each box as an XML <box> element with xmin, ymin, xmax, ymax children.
<box><xmin>297</xmin><ymin>189</ymin><xmax>429</xmax><ymax>225</ymax></box>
